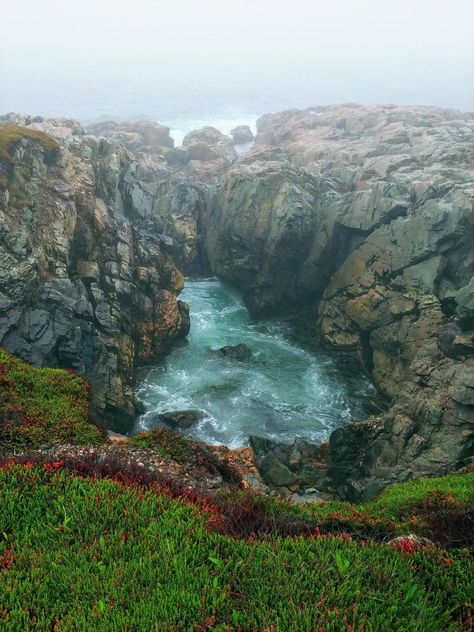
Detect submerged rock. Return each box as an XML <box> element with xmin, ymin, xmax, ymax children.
<box><xmin>210</xmin><ymin>342</ymin><xmax>252</xmax><ymax>361</ymax></box>
<box><xmin>152</xmin><ymin>409</ymin><xmax>205</xmax><ymax>429</ymax></box>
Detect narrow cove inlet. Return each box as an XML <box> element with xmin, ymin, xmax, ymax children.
<box><xmin>135</xmin><ymin>278</ymin><xmax>377</xmax><ymax>447</ymax></box>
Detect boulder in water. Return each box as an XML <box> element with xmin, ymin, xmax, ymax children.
<box><xmin>210</xmin><ymin>343</ymin><xmax>252</xmax><ymax>361</ymax></box>
<box><xmin>152</xmin><ymin>409</ymin><xmax>205</xmax><ymax>429</ymax></box>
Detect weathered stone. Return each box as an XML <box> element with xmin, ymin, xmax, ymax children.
<box><xmin>230</xmin><ymin>125</ymin><xmax>254</xmax><ymax>145</ymax></box>
<box><xmin>0</xmin><ymin>118</ymin><xmax>190</xmax><ymax>432</ymax></box>
<box><xmin>86</xmin><ymin>120</ymin><xmax>174</xmax><ymax>151</ymax></box>
<box><xmin>210</xmin><ymin>343</ymin><xmax>252</xmax><ymax>361</ymax></box>
<box><xmin>152</xmin><ymin>409</ymin><xmax>205</xmax><ymax>429</ymax></box>
<box><xmin>456</xmin><ymin>278</ymin><xmax>474</xmax><ymax>328</ymax></box>
<box><xmin>259</xmin><ymin>451</ymin><xmax>298</xmax><ymax>487</ymax></box>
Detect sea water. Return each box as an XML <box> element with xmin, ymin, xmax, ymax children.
<box><xmin>135</xmin><ymin>278</ymin><xmax>377</xmax><ymax>448</ymax></box>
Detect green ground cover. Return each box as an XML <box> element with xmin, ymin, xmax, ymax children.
<box><xmin>0</xmin><ymin>463</ymin><xmax>472</xmax><ymax>631</ymax></box>
<box><xmin>0</xmin><ymin>348</ymin><xmax>104</xmax><ymax>450</ymax></box>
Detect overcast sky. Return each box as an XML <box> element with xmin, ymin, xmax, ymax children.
<box><xmin>1</xmin><ymin>0</ymin><xmax>473</xmax><ymax>120</ymax></box>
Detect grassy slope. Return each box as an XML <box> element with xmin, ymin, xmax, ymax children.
<box><xmin>0</xmin><ymin>348</ymin><xmax>104</xmax><ymax>450</ymax></box>
<box><xmin>0</xmin><ymin>464</ymin><xmax>472</xmax><ymax>632</ymax></box>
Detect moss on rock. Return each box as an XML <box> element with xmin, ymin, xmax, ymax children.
<box><xmin>0</xmin><ymin>124</ymin><xmax>59</xmax><ymax>162</ymax></box>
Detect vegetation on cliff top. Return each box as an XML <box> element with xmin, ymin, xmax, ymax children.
<box><xmin>0</xmin><ymin>348</ymin><xmax>104</xmax><ymax>451</ymax></box>
<box><xmin>0</xmin><ymin>124</ymin><xmax>59</xmax><ymax>162</ymax></box>
<box><xmin>0</xmin><ymin>463</ymin><xmax>472</xmax><ymax>631</ymax></box>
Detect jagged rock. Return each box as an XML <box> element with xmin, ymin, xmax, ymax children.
<box><xmin>258</xmin><ymin>451</ymin><xmax>298</xmax><ymax>488</ymax></box>
<box><xmin>203</xmin><ymin>105</ymin><xmax>474</xmax><ymax>497</ymax></box>
<box><xmin>202</xmin><ymin>161</ymin><xmax>324</xmax><ymax>313</ymax></box>
<box><xmin>2</xmin><ymin>105</ymin><xmax>473</xmax><ymax>500</ymax></box>
<box><xmin>438</xmin><ymin>323</ymin><xmax>464</xmax><ymax>358</ymax></box>
<box><xmin>0</xmin><ymin>118</ymin><xmax>189</xmax><ymax>432</ymax></box>
<box><xmin>230</xmin><ymin>125</ymin><xmax>254</xmax><ymax>145</ymax></box>
<box><xmin>456</xmin><ymin>278</ymin><xmax>474</xmax><ymax>328</ymax></box>
<box><xmin>210</xmin><ymin>343</ymin><xmax>252</xmax><ymax>361</ymax></box>
<box><xmin>85</xmin><ymin>120</ymin><xmax>174</xmax><ymax>152</ymax></box>
<box><xmin>151</xmin><ymin>409</ymin><xmax>205</xmax><ymax>429</ymax></box>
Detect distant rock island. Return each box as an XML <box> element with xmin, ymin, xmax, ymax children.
<box><xmin>0</xmin><ymin>104</ymin><xmax>473</xmax><ymax>499</ymax></box>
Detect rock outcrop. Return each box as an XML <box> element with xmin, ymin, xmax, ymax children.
<box><xmin>86</xmin><ymin>119</ymin><xmax>175</xmax><ymax>153</ymax></box>
<box><xmin>1</xmin><ymin>104</ymin><xmax>473</xmax><ymax>499</ymax></box>
<box><xmin>230</xmin><ymin>125</ymin><xmax>254</xmax><ymax>145</ymax></box>
<box><xmin>201</xmin><ymin>104</ymin><xmax>474</xmax><ymax>497</ymax></box>
<box><xmin>0</xmin><ymin>117</ymin><xmax>189</xmax><ymax>432</ymax></box>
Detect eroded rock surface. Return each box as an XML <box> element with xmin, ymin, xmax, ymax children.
<box><xmin>201</xmin><ymin>104</ymin><xmax>474</xmax><ymax>497</ymax></box>
<box><xmin>0</xmin><ymin>117</ymin><xmax>189</xmax><ymax>431</ymax></box>
<box><xmin>2</xmin><ymin>105</ymin><xmax>473</xmax><ymax>499</ymax></box>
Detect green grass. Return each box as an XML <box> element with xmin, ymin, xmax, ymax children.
<box><xmin>130</xmin><ymin>427</ymin><xmax>192</xmax><ymax>462</ymax></box>
<box><xmin>0</xmin><ymin>463</ymin><xmax>472</xmax><ymax>631</ymax></box>
<box><xmin>0</xmin><ymin>348</ymin><xmax>104</xmax><ymax>450</ymax></box>
<box><xmin>0</xmin><ymin>124</ymin><xmax>59</xmax><ymax>162</ymax></box>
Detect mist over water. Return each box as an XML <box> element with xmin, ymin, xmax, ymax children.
<box><xmin>1</xmin><ymin>66</ymin><xmax>473</xmax><ymax>144</ymax></box>
<box><xmin>135</xmin><ymin>279</ymin><xmax>376</xmax><ymax>448</ymax></box>
<box><xmin>1</xmin><ymin>1</ymin><xmax>473</xmax><ymax>139</ymax></box>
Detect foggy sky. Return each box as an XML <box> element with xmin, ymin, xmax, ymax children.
<box><xmin>1</xmin><ymin>0</ymin><xmax>473</xmax><ymax>118</ymax></box>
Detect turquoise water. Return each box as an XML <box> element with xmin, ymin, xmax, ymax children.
<box><xmin>135</xmin><ymin>278</ymin><xmax>376</xmax><ymax>448</ymax></box>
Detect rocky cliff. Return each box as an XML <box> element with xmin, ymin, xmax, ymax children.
<box><xmin>1</xmin><ymin>104</ymin><xmax>473</xmax><ymax>499</ymax></box>
<box><xmin>0</xmin><ymin>116</ymin><xmax>189</xmax><ymax>432</ymax></box>
<box><xmin>201</xmin><ymin>104</ymin><xmax>474</xmax><ymax>498</ymax></box>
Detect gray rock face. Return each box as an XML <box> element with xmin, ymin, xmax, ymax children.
<box><xmin>250</xmin><ymin>435</ymin><xmax>329</xmax><ymax>491</ymax></box>
<box><xmin>2</xmin><ymin>105</ymin><xmax>473</xmax><ymax>500</ymax></box>
<box><xmin>0</xmin><ymin>117</ymin><xmax>190</xmax><ymax>432</ymax></box>
<box><xmin>456</xmin><ymin>278</ymin><xmax>474</xmax><ymax>327</ymax></box>
<box><xmin>202</xmin><ymin>161</ymin><xmax>325</xmax><ymax>313</ymax></box>
<box><xmin>258</xmin><ymin>451</ymin><xmax>298</xmax><ymax>488</ymax></box>
<box><xmin>180</xmin><ymin>127</ymin><xmax>237</xmax><ymax>180</ymax></box>
<box><xmin>201</xmin><ymin>104</ymin><xmax>474</xmax><ymax>497</ymax></box>
<box><xmin>86</xmin><ymin>120</ymin><xmax>174</xmax><ymax>152</ymax></box>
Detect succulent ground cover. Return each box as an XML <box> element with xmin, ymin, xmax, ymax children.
<box><xmin>0</xmin><ymin>462</ymin><xmax>472</xmax><ymax>631</ymax></box>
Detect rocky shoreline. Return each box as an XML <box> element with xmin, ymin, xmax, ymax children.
<box><xmin>1</xmin><ymin>104</ymin><xmax>473</xmax><ymax>499</ymax></box>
